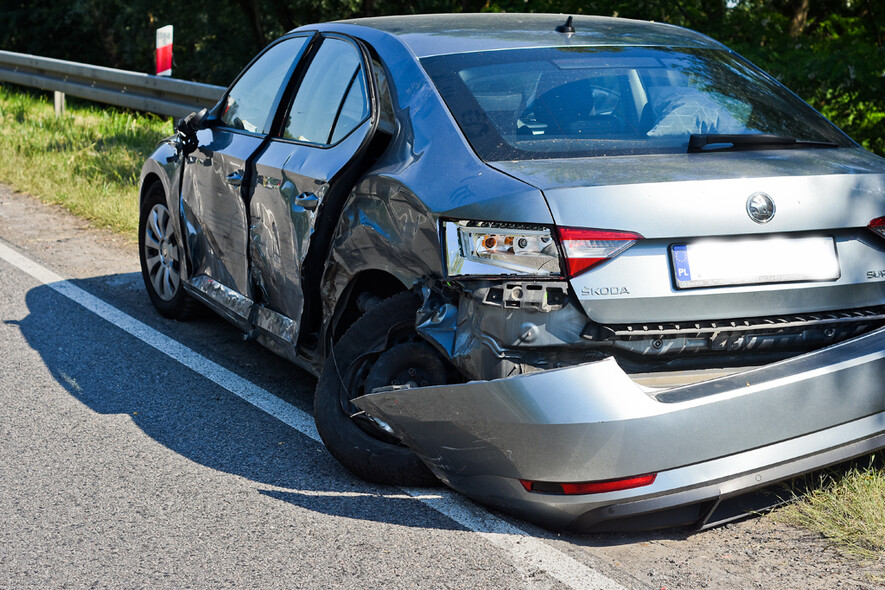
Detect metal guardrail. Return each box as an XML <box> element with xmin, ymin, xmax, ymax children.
<box><xmin>0</xmin><ymin>50</ymin><xmax>225</xmax><ymax>118</ymax></box>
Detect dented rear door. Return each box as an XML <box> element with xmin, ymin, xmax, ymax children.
<box><xmin>249</xmin><ymin>35</ymin><xmax>376</xmax><ymax>339</ymax></box>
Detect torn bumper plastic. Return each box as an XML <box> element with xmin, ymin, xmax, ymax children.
<box><xmin>353</xmin><ymin>326</ymin><xmax>885</xmax><ymax>531</ymax></box>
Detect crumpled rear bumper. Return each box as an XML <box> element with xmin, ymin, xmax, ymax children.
<box><xmin>353</xmin><ymin>326</ymin><xmax>885</xmax><ymax>531</ymax></box>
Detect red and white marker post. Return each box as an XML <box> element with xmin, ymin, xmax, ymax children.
<box><xmin>156</xmin><ymin>25</ymin><xmax>173</xmax><ymax>77</ymax></box>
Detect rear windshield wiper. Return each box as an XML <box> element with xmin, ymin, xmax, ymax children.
<box><xmin>688</xmin><ymin>134</ymin><xmax>840</xmax><ymax>153</ymax></box>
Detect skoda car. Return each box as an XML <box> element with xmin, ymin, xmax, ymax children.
<box><xmin>138</xmin><ymin>14</ymin><xmax>885</xmax><ymax>531</ymax></box>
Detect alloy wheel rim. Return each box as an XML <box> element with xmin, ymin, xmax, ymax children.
<box><xmin>143</xmin><ymin>203</ymin><xmax>181</xmax><ymax>301</ymax></box>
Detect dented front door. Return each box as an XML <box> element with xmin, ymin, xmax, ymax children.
<box><xmin>180</xmin><ymin>129</ymin><xmax>263</xmax><ymax>302</ymax></box>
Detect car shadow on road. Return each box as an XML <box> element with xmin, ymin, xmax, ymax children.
<box><xmin>14</xmin><ymin>280</ymin><xmax>486</xmax><ymax>531</ymax></box>
<box><xmin>14</xmin><ymin>278</ymin><xmax>715</xmax><ymax>541</ymax></box>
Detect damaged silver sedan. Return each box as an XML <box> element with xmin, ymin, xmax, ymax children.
<box><xmin>138</xmin><ymin>13</ymin><xmax>885</xmax><ymax>531</ymax></box>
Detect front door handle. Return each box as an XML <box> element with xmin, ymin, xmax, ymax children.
<box><xmin>294</xmin><ymin>192</ymin><xmax>319</xmax><ymax>211</ymax></box>
<box><xmin>225</xmin><ymin>170</ymin><xmax>244</xmax><ymax>186</ymax></box>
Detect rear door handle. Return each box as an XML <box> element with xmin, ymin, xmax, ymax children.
<box><xmin>294</xmin><ymin>192</ymin><xmax>319</xmax><ymax>211</ymax></box>
<box><xmin>225</xmin><ymin>170</ymin><xmax>244</xmax><ymax>186</ymax></box>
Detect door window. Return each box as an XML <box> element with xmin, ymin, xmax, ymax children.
<box><xmin>284</xmin><ymin>38</ymin><xmax>370</xmax><ymax>145</ymax></box>
<box><xmin>220</xmin><ymin>36</ymin><xmax>310</xmax><ymax>134</ymax></box>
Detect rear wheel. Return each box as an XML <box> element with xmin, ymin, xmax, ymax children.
<box><xmin>138</xmin><ymin>183</ymin><xmax>198</xmax><ymax>319</ymax></box>
<box><xmin>314</xmin><ymin>291</ymin><xmax>446</xmax><ymax>486</ymax></box>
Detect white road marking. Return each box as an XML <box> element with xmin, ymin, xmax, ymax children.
<box><xmin>0</xmin><ymin>240</ymin><xmax>628</xmax><ymax>590</ymax></box>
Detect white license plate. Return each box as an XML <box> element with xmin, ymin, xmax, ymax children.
<box><xmin>671</xmin><ymin>236</ymin><xmax>840</xmax><ymax>289</ymax></box>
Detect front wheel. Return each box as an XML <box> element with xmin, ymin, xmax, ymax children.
<box><xmin>138</xmin><ymin>183</ymin><xmax>198</xmax><ymax>319</ymax></box>
<box><xmin>314</xmin><ymin>291</ymin><xmax>447</xmax><ymax>486</ymax></box>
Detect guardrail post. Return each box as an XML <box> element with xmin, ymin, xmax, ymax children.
<box><xmin>53</xmin><ymin>90</ymin><xmax>65</xmax><ymax>116</ymax></box>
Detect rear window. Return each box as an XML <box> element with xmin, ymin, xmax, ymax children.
<box><xmin>421</xmin><ymin>47</ymin><xmax>852</xmax><ymax>160</ymax></box>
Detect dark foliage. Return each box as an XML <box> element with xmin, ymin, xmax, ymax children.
<box><xmin>0</xmin><ymin>0</ymin><xmax>881</xmax><ymax>153</ymax></box>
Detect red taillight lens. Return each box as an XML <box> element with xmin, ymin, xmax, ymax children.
<box><xmin>519</xmin><ymin>473</ymin><xmax>657</xmax><ymax>495</ymax></box>
<box><xmin>869</xmin><ymin>217</ymin><xmax>885</xmax><ymax>239</ymax></box>
<box><xmin>555</xmin><ymin>227</ymin><xmax>643</xmax><ymax>277</ymax></box>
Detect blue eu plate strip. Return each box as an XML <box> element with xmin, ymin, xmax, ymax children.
<box><xmin>672</xmin><ymin>244</ymin><xmax>692</xmax><ymax>282</ymax></box>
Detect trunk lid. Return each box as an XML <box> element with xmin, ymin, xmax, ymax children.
<box><xmin>491</xmin><ymin>148</ymin><xmax>885</xmax><ymax>323</ymax></box>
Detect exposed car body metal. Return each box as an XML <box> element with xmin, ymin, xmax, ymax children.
<box><xmin>415</xmin><ymin>280</ymin><xmax>595</xmax><ymax>380</ymax></box>
<box><xmin>138</xmin><ymin>13</ymin><xmax>885</xmax><ymax>531</ymax></box>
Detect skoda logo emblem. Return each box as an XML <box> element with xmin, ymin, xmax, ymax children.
<box><xmin>747</xmin><ymin>192</ymin><xmax>776</xmax><ymax>224</ymax></box>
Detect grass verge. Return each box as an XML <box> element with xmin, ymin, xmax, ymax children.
<box><xmin>773</xmin><ymin>456</ymin><xmax>885</xmax><ymax>563</ymax></box>
<box><xmin>0</xmin><ymin>84</ymin><xmax>171</xmax><ymax>239</ymax></box>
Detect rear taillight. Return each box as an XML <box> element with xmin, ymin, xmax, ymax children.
<box><xmin>519</xmin><ymin>473</ymin><xmax>657</xmax><ymax>495</ymax></box>
<box><xmin>869</xmin><ymin>217</ymin><xmax>885</xmax><ymax>239</ymax></box>
<box><xmin>555</xmin><ymin>227</ymin><xmax>643</xmax><ymax>277</ymax></box>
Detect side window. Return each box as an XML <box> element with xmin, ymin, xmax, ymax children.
<box><xmin>284</xmin><ymin>38</ymin><xmax>370</xmax><ymax>145</ymax></box>
<box><xmin>220</xmin><ymin>36</ymin><xmax>309</xmax><ymax>134</ymax></box>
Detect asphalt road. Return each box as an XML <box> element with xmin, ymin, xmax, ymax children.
<box><xmin>1</xmin><ymin>187</ymin><xmax>881</xmax><ymax>589</ymax></box>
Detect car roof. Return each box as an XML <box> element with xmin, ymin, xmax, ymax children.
<box><xmin>327</xmin><ymin>13</ymin><xmax>724</xmax><ymax>58</ymax></box>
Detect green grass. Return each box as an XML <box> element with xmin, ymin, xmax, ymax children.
<box><xmin>0</xmin><ymin>84</ymin><xmax>171</xmax><ymax>239</ymax></box>
<box><xmin>773</xmin><ymin>457</ymin><xmax>885</xmax><ymax>563</ymax></box>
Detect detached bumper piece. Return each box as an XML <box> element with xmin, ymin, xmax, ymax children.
<box><xmin>354</xmin><ymin>327</ymin><xmax>885</xmax><ymax>531</ymax></box>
